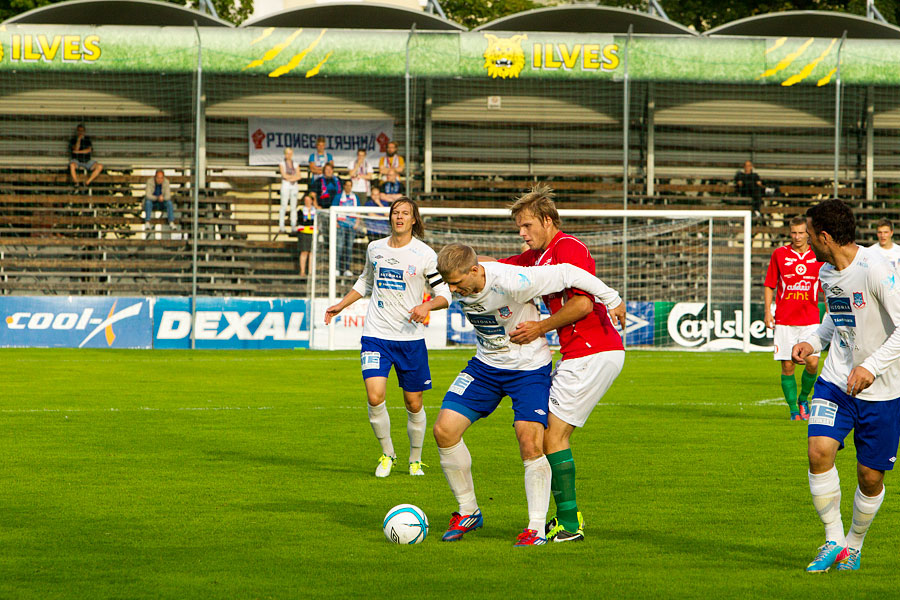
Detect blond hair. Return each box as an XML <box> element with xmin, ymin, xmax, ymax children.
<box><xmin>510</xmin><ymin>183</ymin><xmax>560</xmax><ymax>228</ymax></box>
<box><xmin>437</xmin><ymin>243</ymin><xmax>477</xmax><ymax>278</ymax></box>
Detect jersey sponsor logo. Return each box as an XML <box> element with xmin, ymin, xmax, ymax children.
<box><xmin>449</xmin><ymin>372</ymin><xmax>474</xmax><ymax>396</ymax></box>
<box><xmin>361</xmin><ymin>351</ymin><xmax>381</xmax><ymax>370</ymax></box>
<box><xmin>498</xmin><ymin>306</ymin><xmax>512</xmax><ymax>318</ymax></box>
<box><xmin>379</xmin><ymin>267</ymin><xmax>404</xmax><ymax>281</ymax></box>
<box><xmin>827</xmin><ymin>297</ymin><xmax>852</xmax><ymax>313</ymax></box>
<box><xmin>786</xmin><ymin>280</ymin><xmax>812</xmax><ymax>291</ymax></box>
<box><xmin>376</xmin><ymin>280</ymin><xmax>406</xmax><ymax>290</ymax></box>
<box><xmin>853</xmin><ymin>292</ymin><xmax>865</xmax><ymax>309</ymax></box>
<box><xmin>474</xmin><ymin>326</ymin><xmax>505</xmax><ymax>336</ymax></box>
<box><xmin>795</xmin><ymin>263</ymin><xmax>807</xmax><ymax>275</ymax></box>
<box><xmin>407</xmin><ymin>265</ymin><xmax>416</xmax><ymax>276</ymax></box>
<box><xmin>831</xmin><ymin>314</ymin><xmax>856</xmax><ymax>327</ymax></box>
<box><xmin>377</xmin><ymin>300</ymin><xmax>384</xmax><ymax>308</ymax></box>
<box><xmin>467</xmin><ymin>314</ymin><xmax>498</xmax><ymax>326</ymax></box>
<box><xmin>809</xmin><ymin>398</ymin><xmax>838</xmax><ymax>427</ymax></box>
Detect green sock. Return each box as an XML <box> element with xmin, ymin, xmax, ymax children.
<box><xmin>781</xmin><ymin>375</ymin><xmax>798</xmax><ymax>412</ymax></box>
<box><xmin>799</xmin><ymin>370</ymin><xmax>817</xmax><ymax>403</ymax></box>
<box><xmin>547</xmin><ymin>449</ymin><xmax>579</xmax><ymax>533</ymax></box>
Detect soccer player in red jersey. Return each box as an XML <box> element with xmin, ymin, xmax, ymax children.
<box><xmin>764</xmin><ymin>216</ymin><xmax>824</xmax><ymax>420</ymax></box>
<box><xmin>499</xmin><ymin>184</ymin><xmax>626</xmax><ymax>542</ymax></box>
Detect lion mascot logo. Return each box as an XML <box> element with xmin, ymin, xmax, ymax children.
<box><xmin>483</xmin><ymin>33</ymin><xmax>527</xmax><ymax>79</ymax></box>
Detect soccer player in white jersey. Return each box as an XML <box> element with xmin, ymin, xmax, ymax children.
<box><xmin>871</xmin><ymin>219</ymin><xmax>900</xmax><ymax>271</ymax></box>
<box><xmin>325</xmin><ymin>198</ymin><xmax>451</xmax><ymax>478</ymax></box>
<box><xmin>432</xmin><ymin>243</ymin><xmax>623</xmax><ymax>546</ymax></box>
<box><xmin>792</xmin><ymin>200</ymin><xmax>900</xmax><ymax>573</ymax></box>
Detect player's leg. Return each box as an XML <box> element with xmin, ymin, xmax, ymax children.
<box><xmin>774</xmin><ymin>325</ymin><xmax>800</xmax><ymax>419</ymax></box>
<box><xmin>394</xmin><ymin>339</ymin><xmax>431</xmax><ymax>475</ymax></box>
<box><xmin>806</xmin><ymin>380</ymin><xmax>855</xmax><ymax>572</ymax></box>
<box><xmin>798</xmin><ymin>355</ymin><xmax>819</xmax><ymax>419</ymax></box>
<box><xmin>360</xmin><ymin>337</ymin><xmax>398</xmax><ymax>476</ymax></box>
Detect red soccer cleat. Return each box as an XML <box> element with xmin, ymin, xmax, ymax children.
<box><xmin>441</xmin><ymin>509</ymin><xmax>483</xmax><ymax>542</ymax></box>
<box><xmin>514</xmin><ymin>528</ymin><xmax>547</xmax><ymax>547</ymax></box>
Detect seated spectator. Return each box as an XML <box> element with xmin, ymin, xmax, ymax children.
<box><xmin>308</xmin><ymin>136</ymin><xmax>333</xmax><ymax>192</ymax></box>
<box><xmin>349</xmin><ymin>148</ymin><xmax>374</xmax><ymax>203</ymax></box>
<box><xmin>364</xmin><ymin>186</ymin><xmax>390</xmax><ymax>237</ymax></box>
<box><xmin>316</xmin><ymin>163</ymin><xmax>342</xmax><ymax>207</ymax></box>
<box><xmin>381</xmin><ymin>169</ymin><xmax>404</xmax><ymax>202</ymax></box>
<box><xmin>734</xmin><ymin>160</ymin><xmax>763</xmax><ymax>219</ymax></box>
<box><xmin>336</xmin><ymin>179</ymin><xmax>358</xmax><ymax>276</ymax></box>
<box><xmin>298</xmin><ymin>192</ymin><xmax>316</xmax><ymax>277</ymax></box>
<box><xmin>144</xmin><ymin>169</ymin><xmax>175</xmax><ymax>234</ymax></box>
<box><xmin>279</xmin><ymin>148</ymin><xmax>301</xmax><ymax>234</ymax></box>
<box><xmin>378</xmin><ymin>141</ymin><xmax>405</xmax><ymax>182</ymax></box>
<box><xmin>68</xmin><ymin>123</ymin><xmax>103</xmax><ymax>189</ymax></box>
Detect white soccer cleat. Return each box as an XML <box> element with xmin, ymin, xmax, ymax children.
<box><xmin>409</xmin><ymin>461</ymin><xmax>426</xmax><ymax>476</ymax></box>
<box><xmin>375</xmin><ymin>454</ymin><xmax>396</xmax><ymax>478</ymax></box>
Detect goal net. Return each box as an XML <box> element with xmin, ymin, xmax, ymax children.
<box><xmin>310</xmin><ymin>206</ymin><xmax>755</xmax><ymax>352</ymax></box>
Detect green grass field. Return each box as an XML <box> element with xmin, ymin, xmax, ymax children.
<box><xmin>2</xmin><ymin>349</ymin><xmax>898</xmax><ymax>599</ymax></box>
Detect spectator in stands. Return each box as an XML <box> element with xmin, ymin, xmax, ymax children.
<box><xmin>364</xmin><ymin>186</ymin><xmax>390</xmax><ymax>238</ymax></box>
<box><xmin>308</xmin><ymin>136</ymin><xmax>333</xmax><ymax>191</ymax></box>
<box><xmin>382</xmin><ymin>169</ymin><xmax>404</xmax><ymax>202</ymax></box>
<box><xmin>298</xmin><ymin>192</ymin><xmax>316</xmax><ymax>277</ymax></box>
<box><xmin>734</xmin><ymin>160</ymin><xmax>764</xmax><ymax>220</ymax></box>
<box><xmin>279</xmin><ymin>148</ymin><xmax>301</xmax><ymax>234</ymax></box>
<box><xmin>316</xmin><ymin>163</ymin><xmax>342</xmax><ymax>207</ymax></box>
<box><xmin>336</xmin><ymin>179</ymin><xmax>358</xmax><ymax>276</ymax></box>
<box><xmin>379</xmin><ymin>141</ymin><xmax>405</xmax><ymax>182</ymax></box>
<box><xmin>68</xmin><ymin>124</ymin><xmax>103</xmax><ymax>189</ymax></box>
<box><xmin>144</xmin><ymin>170</ymin><xmax>175</xmax><ymax>233</ymax></box>
<box><xmin>349</xmin><ymin>148</ymin><xmax>374</xmax><ymax>203</ymax></box>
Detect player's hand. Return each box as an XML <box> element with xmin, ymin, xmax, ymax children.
<box><xmin>408</xmin><ymin>303</ymin><xmax>430</xmax><ymax>324</ymax></box>
<box><xmin>609</xmin><ymin>302</ymin><xmax>626</xmax><ymax>330</ymax></box>
<box><xmin>847</xmin><ymin>366</ymin><xmax>875</xmax><ymax>397</ymax></box>
<box><xmin>324</xmin><ymin>304</ymin><xmax>342</xmax><ymax>324</ymax></box>
<box><xmin>791</xmin><ymin>342</ymin><xmax>814</xmax><ymax>364</ymax></box>
<box><xmin>510</xmin><ymin>320</ymin><xmax>544</xmax><ymax>345</ymax></box>
<box><xmin>764</xmin><ymin>312</ymin><xmax>775</xmax><ymax>329</ymax></box>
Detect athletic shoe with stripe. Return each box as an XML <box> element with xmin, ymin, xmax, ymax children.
<box><xmin>441</xmin><ymin>509</ymin><xmax>483</xmax><ymax>542</ymax></box>
<box><xmin>374</xmin><ymin>454</ymin><xmax>396</xmax><ymax>478</ymax></box>
<box><xmin>546</xmin><ymin>511</ymin><xmax>585</xmax><ymax>542</ymax></box>
<box><xmin>835</xmin><ymin>547</ymin><xmax>861</xmax><ymax>571</ymax></box>
<box><xmin>790</xmin><ymin>413</ymin><xmax>802</xmax><ymax>421</ymax></box>
<box><xmin>514</xmin><ymin>528</ymin><xmax>547</xmax><ymax>546</ymax></box>
<box><xmin>806</xmin><ymin>541</ymin><xmax>844</xmax><ymax>573</ymax></box>
<box><xmin>408</xmin><ymin>461</ymin><xmax>426</xmax><ymax>476</ymax></box>
<box><xmin>799</xmin><ymin>401</ymin><xmax>810</xmax><ymax>420</ymax></box>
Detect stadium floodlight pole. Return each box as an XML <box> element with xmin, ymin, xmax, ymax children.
<box><xmin>405</xmin><ymin>24</ymin><xmax>416</xmax><ymax>195</ymax></box>
<box><xmin>834</xmin><ymin>31</ymin><xmax>847</xmax><ymax>200</ymax></box>
<box><xmin>622</xmin><ymin>25</ymin><xmax>632</xmax><ymax>348</ymax></box>
<box><xmin>191</xmin><ymin>22</ymin><xmax>203</xmax><ymax>350</ymax></box>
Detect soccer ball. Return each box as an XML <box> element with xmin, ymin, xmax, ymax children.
<box><xmin>383</xmin><ymin>504</ymin><xmax>429</xmax><ymax>544</ymax></box>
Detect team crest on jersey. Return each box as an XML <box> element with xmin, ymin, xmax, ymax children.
<box><xmin>795</xmin><ymin>263</ymin><xmax>807</xmax><ymax>275</ymax></box>
<box><xmin>853</xmin><ymin>292</ymin><xmax>866</xmax><ymax>308</ymax></box>
<box><xmin>498</xmin><ymin>306</ymin><xmax>511</xmax><ymax>318</ymax></box>
<box><xmin>407</xmin><ymin>265</ymin><xmax>416</xmax><ymax>276</ymax></box>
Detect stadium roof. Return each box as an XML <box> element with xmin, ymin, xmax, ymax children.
<box><xmin>2</xmin><ymin>0</ymin><xmax>233</xmax><ymax>27</ymax></box>
<box><xmin>241</xmin><ymin>2</ymin><xmax>466</xmax><ymax>31</ymax></box>
<box><xmin>474</xmin><ymin>5</ymin><xmax>697</xmax><ymax>35</ymax></box>
<box><xmin>705</xmin><ymin>10</ymin><xmax>900</xmax><ymax>39</ymax></box>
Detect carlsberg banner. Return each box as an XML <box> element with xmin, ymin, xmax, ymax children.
<box><xmin>248</xmin><ymin>119</ymin><xmax>394</xmax><ymax>167</ymax></box>
<box><xmin>5</xmin><ymin>25</ymin><xmax>900</xmax><ymax>85</ymax></box>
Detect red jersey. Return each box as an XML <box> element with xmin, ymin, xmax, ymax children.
<box><xmin>500</xmin><ymin>231</ymin><xmax>624</xmax><ymax>359</ymax></box>
<box><xmin>764</xmin><ymin>245</ymin><xmax>822</xmax><ymax>326</ymax></box>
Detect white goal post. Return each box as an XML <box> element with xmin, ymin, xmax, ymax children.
<box><xmin>311</xmin><ymin>206</ymin><xmax>754</xmax><ymax>352</ymax></box>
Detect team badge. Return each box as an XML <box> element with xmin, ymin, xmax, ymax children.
<box><xmin>853</xmin><ymin>292</ymin><xmax>865</xmax><ymax>309</ymax></box>
<box><xmin>407</xmin><ymin>265</ymin><xmax>416</xmax><ymax>276</ymax></box>
<box><xmin>498</xmin><ymin>306</ymin><xmax>512</xmax><ymax>318</ymax></box>
<box><xmin>795</xmin><ymin>264</ymin><xmax>807</xmax><ymax>275</ymax></box>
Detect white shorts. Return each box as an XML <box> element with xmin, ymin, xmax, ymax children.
<box><xmin>773</xmin><ymin>324</ymin><xmax>820</xmax><ymax>361</ymax></box>
<box><xmin>548</xmin><ymin>350</ymin><xmax>625</xmax><ymax>428</ymax></box>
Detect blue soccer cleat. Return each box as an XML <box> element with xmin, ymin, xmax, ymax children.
<box><xmin>790</xmin><ymin>412</ymin><xmax>802</xmax><ymax>421</ymax></box>
<box><xmin>806</xmin><ymin>541</ymin><xmax>844</xmax><ymax>573</ymax></box>
<box><xmin>441</xmin><ymin>509</ymin><xmax>483</xmax><ymax>542</ymax></box>
<box><xmin>835</xmin><ymin>547</ymin><xmax>861</xmax><ymax>571</ymax></box>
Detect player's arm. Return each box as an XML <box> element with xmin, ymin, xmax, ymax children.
<box><xmin>326</xmin><ymin>248</ymin><xmax>374</xmax><ymax>323</ymax></box>
<box><xmin>409</xmin><ymin>262</ymin><xmax>452</xmax><ymax>323</ymax></box>
<box><xmin>853</xmin><ymin>266</ymin><xmax>900</xmax><ymax>395</ymax></box>
<box><xmin>324</xmin><ymin>289</ymin><xmax>362</xmax><ymax>324</ymax></box>
<box><xmin>763</xmin><ymin>252</ymin><xmax>780</xmax><ymax>329</ymax></box>
<box><xmin>512</xmin><ymin>263</ymin><xmax>622</xmax><ymax>310</ymax></box>
<box><xmin>509</xmin><ymin>294</ymin><xmax>593</xmax><ymax>345</ymax></box>
<box><xmin>793</xmin><ymin>314</ymin><xmax>834</xmax><ymax>364</ymax></box>
<box><xmin>764</xmin><ymin>286</ymin><xmax>776</xmax><ymax>329</ymax></box>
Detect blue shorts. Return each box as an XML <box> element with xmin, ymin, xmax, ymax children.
<box><xmin>808</xmin><ymin>379</ymin><xmax>900</xmax><ymax>471</ymax></box>
<box><xmin>441</xmin><ymin>357</ymin><xmax>551</xmax><ymax>426</ymax></box>
<box><xmin>360</xmin><ymin>336</ymin><xmax>431</xmax><ymax>392</ymax></box>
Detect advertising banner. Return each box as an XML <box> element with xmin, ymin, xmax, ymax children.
<box><xmin>248</xmin><ymin>118</ymin><xmax>394</xmax><ymax>167</ymax></box>
<box><xmin>310</xmin><ymin>298</ymin><xmax>447</xmax><ymax>350</ymax></box>
<box><xmin>153</xmin><ymin>297</ymin><xmax>309</xmax><ymax>349</ymax></box>
<box><xmin>0</xmin><ymin>296</ymin><xmax>151</xmax><ymax>348</ymax></box>
<box><xmin>624</xmin><ymin>301</ymin><xmax>654</xmax><ymax>346</ymax></box>
<box><xmin>654</xmin><ymin>302</ymin><xmax>774</xmax><ymax>351</ymax></box>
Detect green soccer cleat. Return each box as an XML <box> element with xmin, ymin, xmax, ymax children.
<box><xmin>835</xmin><ymin>547</ymin><xmax>861</xmax><ymax>571</ymax></box>
<box><xmin>408</xmin><ymin>461</ymin><xmax>427</xmax><ymax>476</ymax></box>
<box><xmin>375</xmin><ymin>454</ymin><xmax>396</xmax><ymax>478</ymax></box>
<box><xmin>546</xmin><ymin>511</ymin><xmax>585</xmax><ymax>542</ymax></box>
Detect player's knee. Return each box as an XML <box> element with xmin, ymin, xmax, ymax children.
<box><xmin>857</xmin><ymin>466</ymin><xmax>884</xmax><ymax>495</ymax></box>
<box><xmin>366</xmin><ymin>394</ymin><xmax>385</xmax><ymax>407</ymax></box>
<box><xmin>781</xmin><ymin>362</ymin><xmax>795</xmax><ymax>376</ymax></box>
<box><xmin>432</xmin><ymin>420</ymin><xmax>457</xmax><ymax>447</ymax></box>
<box><xmin>807</xmin><ymin>444</ymin><xmax>834</xmax><ymax>471</ymax></box>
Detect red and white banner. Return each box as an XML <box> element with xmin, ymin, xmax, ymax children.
<box><xmin>248</xmin><ymin>118</ymin><xmax>394</xmax><ymax>167</ymax></box>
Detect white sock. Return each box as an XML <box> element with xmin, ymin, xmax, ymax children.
<box><xmin>407</xmin><ymin>408</ymin><xmax>427</xmax><ymax>463</ymax></box>
<box><xmin>438</xmin><ymin>440</ymin><xmax>478</xmax><ymax>515</ymax></box>
<box><xmin>524</xmin><ymin>455</ymin><xmax>552</xmax><ymax>535</ymax></box>
<box><xmin>845</xmin><ymin>485</ymin><xmax>885</xmax><ymax>551</ymax></box>
<box><xmin>367</xmin><ymin>402</ymin><xmax>394</xmax><ymax>457</ymax></box>
<box><xmin>809</xmin><ymin>467</ymin><xmax>845</xmax><ymax>545</ymax></box>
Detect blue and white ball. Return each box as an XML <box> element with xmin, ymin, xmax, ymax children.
<box><xmin>383</xmin><ymin>504</ymin><xmax>429</xmax><ymax>544</ymax></box>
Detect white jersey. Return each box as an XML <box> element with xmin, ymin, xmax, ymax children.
<box><xmin>352</xmin><ymin>237</ymin><xmax>452</xmax><ymax>341</ymax></box>
<box><xmin>454</xmin><ymin>262</ymin><xmax>621</xmax><ymax>371</ymax></box>
<box><xmin>870</xmin><ymin>242</ymin><xmax>900</xmax><ymax>271</ymax></box>
<box><xmin>803</xmin><ymin>245</ymin><xmax>900</xmax><ymax>401</ymax></box>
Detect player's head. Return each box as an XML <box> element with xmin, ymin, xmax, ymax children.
<box><xmin>437</xmin><ymin>243</ymin><xmax>481</xmax><ymax>296</ymax></box>
<box><xmin>510</xmin><ymin>183</ymin><xmax>561</xmax><ymax>251</ymax></box>
<box><xmin>806</xmin><ymin>199</ymin><xmax>856</xmax><ymax>262</ymax></box>
<box><xmin>316</xmin><ymin>137</ymin><xmax>325</xmax><ymax>152</ymax></box>
<box><xmin>789</xmin><ymin>216</ymin><xmax>808</xmax><ymax>250</ymax></box>
<box><xmin>390</xmin><ymin>197</ymin><xmax>424</xmax><ymax>238</ymax></box>
<box><xmin>876</xmin><ymin>218</ymin><xmax>893</xmax><ymax>248</ymax></box>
